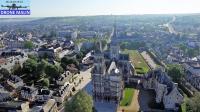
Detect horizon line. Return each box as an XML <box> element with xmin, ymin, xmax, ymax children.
<box><xmin>0</xmin><ymin>12</ymin><xmax>200</xmax><ymax>19</ymax></box>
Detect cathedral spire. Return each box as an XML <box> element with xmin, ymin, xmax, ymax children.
<box><xmin>95</xmin><ymin>33</ymin><xmax>103</xmax><ymax>53</ymax></box>
<box><xmin>113</xmin><ymin>17</ymin><xmax>117</xmax><ymax>39</ymax></box>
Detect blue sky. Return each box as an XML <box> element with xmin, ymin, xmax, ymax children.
<box><xmin>1</xmin><ymin>0</ymin><xmax>200</xmax><ymax>17</ymax></box>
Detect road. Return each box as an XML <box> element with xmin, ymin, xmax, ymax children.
<box><xmin>59</xmin><ymin>68</ymin><xmax>92</xmax><ymax>112</ymax></box>
<box><xmin>163</xmin><ymin>16</ymin><xmax>178</xmax><ymax>35</ymax></box>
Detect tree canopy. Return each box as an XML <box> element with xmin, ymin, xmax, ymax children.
<box><xmin>65</xmin><ymin>90</ymin><xmax>93</xmax><ymax>112</ymax></box>
<box><xmin>45</xmin><ymin>64</ymin><xmax>63</xmax><ymax>80</ymax></box>
<box><xmin>11</xmin><ymin>63</ymin><xmax>22</xmax><ymax>76</ymax></box>
<box><xmin>167</xmin><ymin>64</ymin><xmax>184</xmax><ymax>82</ymax></box>
<box><xmin>28</xmin><ymin>54</ymin><xmax>38</xmax><ymax>61</ymax></box>
<box><xmin>35</xmin><ymin>60</ymin><xmax>48</xmax><ymax>80</ymax></box>
<box><xmin>61</xmin><ymin>56</ymin><xmax>79</xmax><ymax>70</ymax></box>
<box><xmin>0</xmin><ymin>68</ymin><xmax>10</xmax><ymax>78</ymax></box>
<box><xmin>24</xmin><ymin>41</ymin><xmax>34</xmax><ymax>49</ymax></box>
<box><xmin>23</xmin><ymin>59</ymin><xmax>38</xmax><ymax>74</ymax></box>
<box><xmin>186</xmin><ymin>93</ymin><xmax>200</xmax><ymax>112</ymax></box>
<box><xmin>120</xmin><ymin>41</ymin><xmax>146</xmax><ymax>50</ymax></box>
<box><xmin>41</xmin><ymin>78</ymin><xmax>50</xmax><ymax>88</ymax></box>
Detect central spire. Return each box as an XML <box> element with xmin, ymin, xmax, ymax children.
<box><xmin>113</xmin><ymin>17</ymin><xmax>117</xmax><ymax>39</ymax></box>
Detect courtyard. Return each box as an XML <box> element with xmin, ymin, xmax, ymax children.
<box><xmin>120</xmin><ymin>88</ymin><xmax>135</xmax><ymax>106</ymax></box>
<box><xmin>118</xmin><ymin>89</ymin><xmax>140</xmax><ymax>112</ymax></box>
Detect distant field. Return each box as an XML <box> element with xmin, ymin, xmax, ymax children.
<box><xmin>120</xmin><ymin>88</ymin><xmax>134</xmax><ymax>106</ymax></box>
<box><xmin>123</xmin><ymin>50</ymin><xmax>150</xmax><ymax>74</ymax></box>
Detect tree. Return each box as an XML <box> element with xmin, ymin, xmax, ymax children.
<box><xmin>28</xmin><ymin>54</ymin><xmax>38</xmax><ymax>61</ymax></box>
<box><xmin>178</xmin><ymin>44</ymin><xmax>187</xmax><ymax>53</ymax></box>
<box><xmin>41</xmin><ymin>78</ymin><xmax>49</xmax><ymax>88</ymax></box>
<box><xmin>0</xmin><ymin>68</ymin><xmax>10</xmax><ymax>78</ymax></box>
<box><xmin>35</xmin><ymin>60</ymin><xmax>48</xmax><ymax>80</ymax></box>
<box><xmin>76</xmin><ymin>52</ymin><xmax>84</xmax><ymax>62</ymax></box>
<box><xmin>37</xmin><ymin>60</ymin><xmax>48</xmax><ymax>73</ymax></box>
<box><xmin>61</xmin><ymin>56</ymin><xmax>79</xmax><ymax>70</ymax></box>
<box><xmin>120</xmin><ymin>41</ymin><xmax>146</xmax><ymax>50</ymax></box>
<box><xmin>56</xmin><ymin>64</ymin><xmax>64</xmax><ymax>74</ymax></box>
<box><xmin>167</xmin><ymin>64</ymin><xmax>184</xmax><ymax>82</ymax></box>
<box><xmin>187</xmin><ymin>48</ymin><xmax>199</xmax><ymax>58</ymax></box>
<box><xmin>65</xmin><ymin>90</ymin><xmax>93</xmax><ymax>112</ymax></box>
<box><xmin>186</xmin><ymin>93</ymin><xmax>200</xmax><ymax>112</ymax></box>
<box><xmin>23</xmin><ymin>59</ymin><xmax>38</xmax><ymax>74</ymax></box>
<box><xmin>24</xmin><ymin>41</ymin><xmax>34</xmax><ymax>49</ymax></box>
<box><xmin>45</xmin><ymin>64</ymin><xmax>63</xmax><ymax>79</ymax></box>
<box><xmin>11</xmin><ymin>63</ymin><xmax>22</xmax><ymax>76</ymax></box>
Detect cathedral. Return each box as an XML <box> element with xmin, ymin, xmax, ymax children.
<box><xmin>91</xmin><ymin>27</ymin><xmax>134</xmax><ymax>103</ymax></box>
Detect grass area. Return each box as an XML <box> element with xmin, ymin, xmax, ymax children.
<box><xmin>120</xmin><ymin>88</ymin><xmax>134</xmax><ymax>106</ymax></box>
<box><xmin>181</xmin><ymin>102</ymin><xmax>186</xmax><ymax>112</ymax></box>
<box><xmin>181</xmin><ymin>94</ymin><xmax>189</xmax><ymax>112</ymax></box>
<box><xmin>123</xmin><ymin>50</ymin><xmax>150</xmax><ymax>74</ymax></box>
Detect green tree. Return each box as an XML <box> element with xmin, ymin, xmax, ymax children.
<box><xmin>65</xmin><ymin>90</ymin><xmax>93</xmax><ymax>112</ymax></box>
<box><xmin>187</xmin><ymin>48</ymin><xmax>199</xmax><ymax>58</ymax></box>
<box><xmin>120</xmin><ymin>41</ymin><xmax>146</xmax><ymax>50</ymax></box>
<box><xmin>178</xmin><ymin>44</ymin><xmax>187</xmax><ymax>53</ymax></box>
<box><xmin>28</xmin><ymin>54</ymin><xmax>38</xmax><ymax>61</ymax></box>
<box><xmin>35</xmin><ymin>60</ymin><xmax>48</xmax><ymax>79</ymax></box>
<box><xmin>76</xmin><ymin>52</ymin><xmax>84</xmax><ymax>62</ymax></box>
<box><xmin>24</xmin><ymin>41</ymin><xmax>34</xmax><ymax>49</ymax></box>
<box><xmin>61</xmin><ymin>56</ymin><xmax>79</xmax><ymax>70</ymax></box>
<box><xmin>167</xmin><ymin>64</ymin><xmax>184</xmax><ymax>82</ymax></box>
<box><xmin>45</xmin><ymin>64</ymin><xmax>63</xmax><ymax>79</ymax></box>
<box><xmin>41</xmin><ymin>78</ymin><xmax>49</xmax><ymax>88</ymax></box>
<box><xmin>11</xmin><ymin>63</ymin><xmax>22</xmax><ymax>76</ymax></box>
<box><xmin>23</xmin><ymin>59</ymin><xmax>38</xmax><ymax>74</ymax></box>
<box><xmin>186</xmin><ymin>93</ymin><xmax>200</xmax><ymax>112</ymax></box>
<box><xmin>0</xmin><ymin>68</ymin><xmax>10</xmax><ymax>78</ymax></box>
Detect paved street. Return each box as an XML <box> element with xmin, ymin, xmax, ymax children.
<box><xmin>78</xmin><ymin>68</ymin><xmax>92</xmax><ymax>89</ymax></box>
<box><xmin>59</xmin><ymin>68</ymin><xmax>92</xmax><ymax>112</ymax></box>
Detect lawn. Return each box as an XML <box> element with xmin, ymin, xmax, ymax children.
<box><xmin>120</xmin><ymin>88</ymin><xmax>134</xmax><ymax>106</ymax></box>
<box><xmin>123</xmin><ymin>50</ymin><xmax>150</xmax><ymax>74</ymax></box>
<box><xmin>181</xmin><ymin>94</ymin><xmax>188</xmax><ymax>112</ymax></box>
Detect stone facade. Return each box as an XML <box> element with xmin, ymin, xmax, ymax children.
<box><xmin>143</xmin><ymin>68</ymin><xmax>183</xmax><ymax>111</ymax></box>
<box><xmin>92</xmin><ymin>39</ymin><xmax>134</xmax><ymax>103</ymax></box>
<box><xmin>183</xmin><ymin>62</ymin><xmax>200</xmax><ymax>90</ymax></box>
